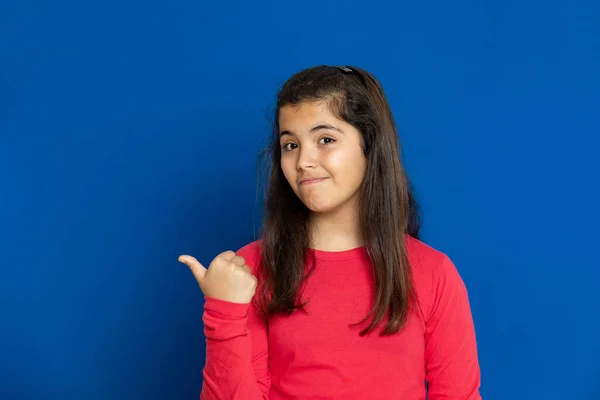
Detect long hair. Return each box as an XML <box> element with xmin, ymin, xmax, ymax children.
<box><xmin>256</xmin><ymin>65</ymin><xmax>422</xmax><ymax>336</ymax></box>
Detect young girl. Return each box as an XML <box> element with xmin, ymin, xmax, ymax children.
<box><xmin>179</xmin><ymin>65</ymin><xmax>482</xmax><ymax>399</ymax></box>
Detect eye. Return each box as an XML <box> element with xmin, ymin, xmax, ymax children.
<box><xmin>282</xmin><ymin>142</ymin><xmax>298</xmax><ymax>151</ymax></box>
<box><xmin>319</xmin><ymin>137</ymin><xmax>335</xmax><ymax>145</ymax></box>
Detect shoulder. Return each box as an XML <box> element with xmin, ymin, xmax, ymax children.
<box><xmin>406</xmin><ymin>235</ymin><xmax>453</xmax><ymax>276</ymax></box>
<box><xmin>405</xmin><ymin>235</ymin><xmax>467</xmax><ymax>321</ymax></box>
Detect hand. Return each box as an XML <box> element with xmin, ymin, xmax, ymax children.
<box><xmin>178</xmin><ymin>250</ymin><xmax>258</xmax><ymax>304</ymax></box>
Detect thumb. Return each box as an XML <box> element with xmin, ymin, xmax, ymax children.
<box><xmin>178</xmin><ymin>255</ymin><xmax>207</xmax><ymax>282</ymax></box>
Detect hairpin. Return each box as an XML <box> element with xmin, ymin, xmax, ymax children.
<box><xmin>334</xmin><ymin>66</ymin><xmax>353</xmax><ymax>73</ymax></box>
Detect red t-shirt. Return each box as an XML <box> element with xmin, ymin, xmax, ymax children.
<box><xmin>200</xmin><ymin>235</ymin><xmax>482</xmax><ymax>399</ymax></box>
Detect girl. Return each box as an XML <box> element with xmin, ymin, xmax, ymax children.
<box><xmin>179</xmin><ymin>65</ymin><xmax>482</xmax><ymax>399</ymax></box>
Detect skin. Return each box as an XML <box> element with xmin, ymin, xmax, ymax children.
<box><xmin>179</xmin><ymin>100</ymin><xmax>369</xmax><ymax>303</ymax></box>
<box><xmin>278</xmin><ymin>101</ymin><xmax>367</xmax><ymax>251</ymax></box>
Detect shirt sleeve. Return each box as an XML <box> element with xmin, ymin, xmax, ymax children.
<box><xmin>424</xmin><ymin>254</ymin><xmax>482</xmax><ymax>400</ymax></box>
<box><xmin>199</xmin><ymin>245</ymin><xmax>271</xmax><ymax>400</ymax></box>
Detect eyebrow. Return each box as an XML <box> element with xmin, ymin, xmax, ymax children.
<box><xmin>280</xmin><ymin>123</ymin><xmax>345</xmax><ymax>137</ymax></box>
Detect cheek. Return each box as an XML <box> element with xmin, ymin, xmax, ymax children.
<box><xmin>323</xmin><ymin>149</ymin><xmax>346</xmax><ymax>171</ymax></box>
<box><xmin>280</xmin><ymin>156</ymin><xmax>297</xmax><ymax>185</ymax></box>
<box><xmin>327</xmin><ymin>149</ymin><xmax>365</xmax><ymax>181</ymax></box>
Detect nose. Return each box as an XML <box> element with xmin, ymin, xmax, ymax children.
<box><xmin>296</xmin><ymin>145</ymin><xmax>317</xmax><ymax>171</ymax></box>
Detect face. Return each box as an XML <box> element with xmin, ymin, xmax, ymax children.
<box><xmin>278</xmin><ymin>101</ymin><xmax>367</xmax><ymax>215</ymax></box>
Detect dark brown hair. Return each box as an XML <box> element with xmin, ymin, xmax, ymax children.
<box><xmin>256</xmin><ymin>65</ymin><xmax>422</xmax><ymax>336</ymax></box>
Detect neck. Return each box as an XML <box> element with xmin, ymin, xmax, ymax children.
<box><xmin>308</xmin><ymin>204</ymin><xmax>363</xmax><ymax>252</ymax></box>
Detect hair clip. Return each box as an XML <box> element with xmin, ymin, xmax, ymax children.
<box><xmin>334</xmin><ymin>66</ymin><xmax>353</xmax><ymax>73</ymax></box>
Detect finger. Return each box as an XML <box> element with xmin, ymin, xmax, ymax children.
<box><xmin>216</xmin><ymin>250</ymin><xmax>236</xmax><ymax>262</ymax></box>
<box><xmin>235</xmin><ymin>264</ymin><xmax>255</xmax><ymax>284</ymax></box>
<box><xmin>178</xmin><ymin>255</ymin><xmax>207</xmax><ymax>282</ymax></box>
<box><xmin>230</xmin><ymin>255</ymin><xmax>246</xmax><ymax>267</ymax></box>
<box><xmin>241</xmin><ymin>264</ymin><xmax>252</xmax><ymax>274</ymax></box>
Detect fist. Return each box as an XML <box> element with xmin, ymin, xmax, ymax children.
<box><xmin>178</xmin><ymin>250</ymin><xmax>258</xmax><ymax>304</ymax></box>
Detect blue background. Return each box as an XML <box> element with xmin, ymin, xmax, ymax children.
<box><xmin>1</xmin><ymin>1</ymin><xmax>599</xmax><ymax>399</ymax></box>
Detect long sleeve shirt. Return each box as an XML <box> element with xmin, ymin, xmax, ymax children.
<box><xmin>200</xmin><ymin>235</ymin><xmax>482</xmax><ymax>399</ymax></box>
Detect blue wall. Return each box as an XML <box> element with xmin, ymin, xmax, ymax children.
<box><xmin>1</xmin><ymin>1</ymin><xmax>598</xmax><ymax>399</ymax></box>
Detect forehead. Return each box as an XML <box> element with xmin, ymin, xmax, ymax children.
<box><xmin>278</xmin><ymin>101</ymin><xmax>339</xmax><ymax>128</ymax></box>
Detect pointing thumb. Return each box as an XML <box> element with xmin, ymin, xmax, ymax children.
<box><xmin>178</xmin><ymin>255</ymin><xmax>207</xmax><ymax>283</ymax></box>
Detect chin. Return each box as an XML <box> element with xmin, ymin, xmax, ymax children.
<box><xmin>301</xmin><ymin>197</ymin><xmax>340</xmax><ymax>214</ymax></box>
<box><xmin>307</xmin><ymin>205</ymin><xmax>335</xmax><ymax>214</ymax></box>
<box><xmin>300</xmin><ymin>190</ymin><xmax>360</xmax><ymax>215</ymax></box>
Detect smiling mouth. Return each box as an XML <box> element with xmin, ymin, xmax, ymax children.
<box><xmin>299</xmin><ymin>178</ymin><xmax>328</xmax><ymax>185</ymax></box>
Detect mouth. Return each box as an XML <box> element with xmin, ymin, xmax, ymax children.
<box><xmin>299</xmin><ymin>177</ymin><xmax>329</xmax><ymax>186</ymax></box>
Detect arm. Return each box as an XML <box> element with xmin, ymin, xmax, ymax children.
<box><xmin>200</xmin><ymin>296</ymin><xmax>270</xmax><ymax>399</ymax></box>
<box><xmin>424</xmin><ymin>255</ymin><xmax>482</xmax><ymax>400</ymax></box>
<box><xmin>200</xmin><ymin>244</ymin><xmax>271</xmax><ymax>400</ymax></box>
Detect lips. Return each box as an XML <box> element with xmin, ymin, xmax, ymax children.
<box><xmin>299</xmin><ymin>177</ymin><xmax>328</xmax><ymax>185</ymax></box>
<box><xmin>300</xmin><ymin>178</ymin><xmax>327</xmax><ymax>185</ymax></box>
